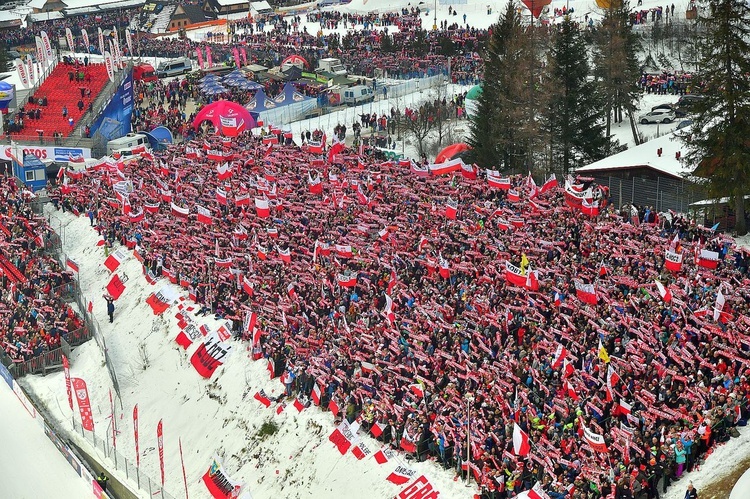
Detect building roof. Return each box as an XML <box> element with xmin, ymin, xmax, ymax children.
<box><xmin>26</xmin><ymin>0</ymin><xmax>47</xmax><ymax>10</ymax></box>
<box><xmin>576</xmin><ymin>132</ymin><xmax>691</xmax><ymax>180</ymax></box>
<box><xmin>212</xmin><ymin>0</ymin><xmax>249</xmax><ymax>7</ymax></box>
<box><xmin>173</xmin><ymin>4</ymin><xmax>206</xmax><ymax>23</ymax></box>
<box><xmin>250</xmin><ymin>0</ymin><xmax>272</xmax><ymax>12</ymax></box>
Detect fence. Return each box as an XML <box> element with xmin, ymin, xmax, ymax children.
<box><xmin>72</xmin><ymin>418</ymin><xmax>178</xmax><ymax>499</ymax></box>
<box><xmin>592</xmin><ymin>174</ymin><xmax>696</xmax><ymax>214</ymax></box>
<box><xmin>8</xmin><ymin>337</ymin><xmax>71</xmax><ymax>377</ymax></box>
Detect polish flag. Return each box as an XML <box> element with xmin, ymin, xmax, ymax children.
<box><xmin>551</xmin><ymin>344</ymin><xmax>567</xmax><ymax>369</ymax></box>
<box><xmin>606</xmin><ymin>365</ymin><xmax>621</xmax><ymax>402</ymax></box>
<box><xmin>235</xmin><ymin>193</ymin><xmax>250</xmax><ymax>206</ymax></box>
<box><xmin>697</xmin><ymin>249</ymin><xmax>719</xmax><ymax>269</ymax></box>
<box><xmin>562</xmin><ymin>358</ymin><xmax>574</xmax><ymax>378</ymax></box>
<box><xmin>373</xmin><ymin>446</ymin><xmax>393</xmax><ymax>464</ymax></box>
<box><xmin>351</xmin><ymin>442</ymin><xmax>371</xmax><ymax>460</ymax></box>
<box><xmin>287</xmin><ymin>283</ymin><xmax>297</xmax><ymax>300</ymax></box>
<box><xmin>438</xmin><ymin>255</ymin><xmax>450</xmax><ymax>279</ymax></box>
<box><xmin>241</xmin><ymin>276</ymin><xmax>254</xmax><ymax>296</ymax></box>
<box><xmin>714</xmin><ymin>289</ymin><xmax>726</xmax><ymax>322</ymax></box>
<box><xmin>563</xmin><ymin>379</ymin><xmax>579</xmax><ymax>400</ymax></box>
<box><xmin>655</xmin><ymin>280</ymin><xmax>672</xmax><ymax>303</ymax></box>
<box><xmin>66</xmin><ymin>257</ymin><xmax>79</xmax><ymax>276</ymax></box>
<box><xmin>386</xmin><ymin>466</ymin><xmax>416</xmax><ymax>486</ymax></box>
<box><xmin>378</xmin><ymin>227</ymin><xmax>389</xmax><ymax>241</ymax></box>
<box><xmin>540</xmin><ymin>174</ymin><xmax>557</xmax><ymax>193</ymax></box>
<box><xmin>106</xmin><ymin>273</ymin><xmax>126</xmax><ymax>300</ymax></box>
<box><xmin>308</xmin><ymin>173</ymin><xmax>323</xmax><ymax>195</ymax></box>
<box><xmin>574</xmin><ymin>280</ymin><xmax>597</xmax><ymax>305</ymax></box>
<box><xmin>277</xmin><ymin>247</ymin><xmax>291</xmax><ymax>264</ymax></box>
<box><xmin>328</xmin><ymin>398</ymin><xmax>340</xmax><ymax>416</ymax></box>
<box><xmin>266</xmin><ymin>358</ymin><xmax>275</xmax><ymax>379</ymax></box>
<box><xmin>337</xmin><ymin>273</ymin><xmax>357</xmax><ymax>288</ymax></box>
<box><xmin>196</xmin><ymin>205</ymin><xmax>213</xmax><ymax>224</ymax></box>
<box><xmin>370</xmin><ymin>421</ymin><xmax>385</xmax><ymax>438</ymax></box>
<box><xmin>216</xmin><ymin>188</ymin><xmax>228</xmax><ymax>205</ymax></box>
<box><xmin>103</xmin><ymin>249</ymin><xmax>127</xmax><ymax>273</ymax></box>
<box><xmin>444</xmin><ymin>198</ymin><xmax>458</xmax><ymax>220</ymax></box>
<box><xmin>171</xmin><ymin>202</ymin><xmax>189</xmax><ymax>218</ymax></box>
<box><xmin>487</xmin><ymin>170</ymin><xmax>511</xmax><ymax>189</ymax></box>
<box><xmin>583</xmin><ymin>426</ymin><xmax>608</xmax><ymax>453</ymax></box>
<box><xmin>528</xmin><ymin>482</ymin><xmax>552</xmax><ymax>499</ymax></box>
<box><xmin>399</xmin><ymin>436</ymin><xmax>417</xmax><ymax>453</ymax></box>
<box><xmin>384</xmin><ymin>293</ymin><xmax>395</xmax><ymax>324</ymax></box>
<box><xmin>460</xmin><ymin>162</ymin><xmax>477</xmax><ymax>180</ymax></box>
<box><xmin>311</xmin><ymin>383</ymin><xmax>321</xmax><ymax>405</ymax></box>
<box><xmin>507</xmin><ymin>189</ymin><xmax>520</xmax><ymax>202</ymax></box>
<box><xmin>582</xmin><ymin>198</ymin><xmax>600</xmax><ymax>217</ymax></box>
<box><xmin>328</xmin><ymin>420</ymin><xmax>353</xmax><ymax>454</ymax></box>
<box><xmin>512</xmin><ymin>422</ymin><xmax>530</xmax><ymax>456</ymax></box>
<box><xmin>408</xmin><ymin>382</ymin><xmax>424</xmax><ymax>398</ymax></box>
<box><xmin>144</xmin><ymin>202</ymin><xmax>160</xmax><ymax>213</ymax></box>
<box><xmin>256</xmin><ymin>242</ymin><xmax>268</xmax><ymax>260</ymax></box>
<box><xmin>255</xmin><ymin>198</ymin><xmax>270</xmax><ymax>217</ymax></box>
<box><xmin>216</xmin><ymin>162</ymin><xmax>232</xmax><ymax>180</ymax></box>
<box><xmin>616</xmin><ymin>399</ymin><xmax>632</xmax><ymax>416</ymax></box>
<box><xmin>145</xmin><ymin>286</ymin><xmax>178</xmax><ymax>315</ymax></box>
<box><xmin>664</xmin><ymin>250</ymin><xmax>683</xmax><ymax>272</ymax></box>
<box><xmin>253</xmin><ymin>390</ymin><xmax>271</xmax><ymax>408</ymax></box>
<box><xmin>335</xmin><ymin>244</ymin><xmax>353</xmax><ymax>258</ymax></box>
<box><xmin>293</xmin><ymin>398</ymin><xmax>305</xmax><ymax>413</ymax></box>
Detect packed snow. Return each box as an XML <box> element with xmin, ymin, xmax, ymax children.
<box><xmin>0</xmin><ymin>380</ymin><xmax>92</xmax><ymax>499</ymax></box>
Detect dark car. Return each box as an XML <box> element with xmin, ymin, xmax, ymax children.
<box><xmin>651</xmin><ymin>103</ymin><xmax>676</xmax><ymax>112</ymax></box>
<box><xmin>674</xmin><ymin>94</ymin><xmax>705</xmax><ymax>117</ymax></box>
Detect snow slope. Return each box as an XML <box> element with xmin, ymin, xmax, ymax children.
<box><xmin>730</xmin><ymin>466</ymin><xmax>750</xmax><ymax>499</ymax></box>
<box><xmin>23</xmin><ymin>206</ymin><xmax>477</xmax><ymax>499</ymax></box>
<box><xmin>0</xmin><ymin>381</ymin><xmax>92</xmax><ymax>499</ymax></box>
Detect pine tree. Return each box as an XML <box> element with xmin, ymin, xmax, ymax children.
<box><xmin>592</xmin><ymin>2</ymin><xmax>642</xmax><ymax>147</ymax></box>
<box><xmin>683</xmin><ymin>0</ymin><xmax>750</xmax><ymax>235</ymax></box>
<box><xmin>467</xmin><ymin>3</ymin><xmax>530</xmax><ymax>171</ymax></box>
<box><xmin>0</xmin><ymin>43</ymin><xmax>11</xmax><ymax>72</ymax></box>
<box><xmin>545</xmin><ymin>17</ymin><xmax>609</xmax><ymax>174</ymax></box>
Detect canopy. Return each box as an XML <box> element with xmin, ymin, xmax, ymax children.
<box><xmin>281</xmin><ymin>54</ymin><xmax>309</xmax><ymax>70</ymax></box>
<box><xmin>435</xmin><ymin>143</ymin><xmax>471</xmax><ymax>164</ymax></box>
<box><xmin>465</xmin><ymin>84</ymin><xmax>482</xmax><ymax>100</ymax></box>
<box><xmin>246</xmin><ymin>89</ymin><xmax>279</xmax><ymax>114</ymax></box>
<box><xmin>273</xmin><ymin>82</ymin><xmax>314</xmax><ymax>106</ymax></box>
<box><xmin>192</xmin><ymin>100</ymin><xmax>256</xmax><ymax>131</ymax></box>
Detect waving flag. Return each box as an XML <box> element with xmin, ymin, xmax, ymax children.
<box><xmin>255</xmin><ymin>198</ymin><xmax>270</xmax><ymax>217</ymax></box>
<box><xmin>512</xmin><ymin>423</ymin><xmax>530</xmax><ymax>456</ymax></box>
<box><xmin>445</xmin><ymin>198</ymin><xmax>458</xmax><ymax>220</ymax></box>
<box><xmin>196</xmin><ymin>205</ymin><xmax>213</xmax><ymax>224</ymax></box>
<box><xmin>664</xmin><ymin>250</ymin><xmax>683</xmax><ymax>272</ymax></box>
<box><xmin>655</xmin><ymin>280</ymin><xmax>672</xmax><ymax>303</ymax></box>
<box><xmin>540</xmin><ymin>173</ymin><xmax>557</xmax><ymax>193</ymax></box>
<box><xmin>103</xmin><ymin>248</ymin><xmax>127</xmax><ymax>273</ymax></box>
<box><xmin>106</xmin><ymin>274</ymin><xmax>126</xmax><ymax>300</ymax></box>
<box><xmin>254</xmin><ymin>390</ymin><xmax>271</xmax><ymax>407</ymax></box>
<box><xmin>697</xmin><ymin>249</ymin><xmax>719</xmax><ymax>269</ymax></box>
<box><xmin>146</xmin><ymin>285</ymin><xmax>178</xmax><ymax>315</ymax></box>
<box><xmin>583</xmin><ymin>426</ymin><xmax>608</xmax><ymax>453</ymax></box>
<box><xmin>487</xmin><ymin>170</ymin><xmax>511</xmax><ymax>189</ymax></box>
<box><xmin>386</xmin><ymin>465</ymin><xmax>416</xmax><ymax>486</ymax></box>
<box><xmin>574</xmin><ymin>280</ymin><xmax>597</xmax><ymax>305</ymax></box>
<box><xmin>551</xmin><ymin>344</ymin><xmax>567</xmax><ymax>369</ymax></box>
<box><xmin>337</xmin><ymin>274</ymin><xmax>357</xmax><ymax>288</ymax></box>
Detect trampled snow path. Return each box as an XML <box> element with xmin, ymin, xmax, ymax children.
<box><xmin>0</xmin><ymin>381</ymin><xmax>91</xmax><ymax>499</ymax></box>
<box><xmin>23</xmin><ymin>206</ymin><xmax>479</xmax><ymax>499</ymax></box>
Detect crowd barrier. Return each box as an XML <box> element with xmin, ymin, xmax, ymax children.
<box><xmin>0</xmin><ymin>360</ymin><xmax>106</xmax><ymax>498</ymax></box>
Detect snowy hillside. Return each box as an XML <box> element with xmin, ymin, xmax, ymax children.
<box><xmin>22</xmin><ymin>206</ymin><xmax>474</xmax><ymax>498</ymax></box>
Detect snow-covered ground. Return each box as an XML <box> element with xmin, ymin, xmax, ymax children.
<box><xmin>0</xmin><ymin>380</ymin><xmax>92</xmax><ymax>499</ymax></box>
<box><xmin>730</xmin><ymin>466</ymin><xmax>750</xmax><ymax>499</ymax></box>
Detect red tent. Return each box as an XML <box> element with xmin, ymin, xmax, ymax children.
<box><xmin>281</xmin><ymin>55</ymin><xmax>310</xmax><ymax>70</ymax></box>
<box><xmin>192</xmin><ymin>100</ymin><xmax>256</xmax><ymax>136</ymax></box>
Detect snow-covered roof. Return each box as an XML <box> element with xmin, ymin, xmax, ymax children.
<box><xmin>62</xmin><ymin>0</ymin><xmax>143</xmax><ymax>12</ymax></box>
<box><xmin>576</xmin><ymin>132</ymin><xmax>691</xmax><ymax>180</ymax></box>
<box><xmin>250</xmin><ymin>0</ymin><xmax>272</xmax><ymax>12</ymax></box>
<box><xmin>28</xmin><ymin>11</ymin><xmax>64</xmax><ymax>21</ymax></box>
<box><xmin>26</xmin><ymin>0</ymin><xmax>47</xmax><ymax>10</ymax></box>
<box><xmin>214</xmin><ymin>0</ymin><xmax>248</xmax><ymax>6</ymax></box>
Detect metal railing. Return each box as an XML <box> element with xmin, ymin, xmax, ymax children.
<box><xmin>72</xmin><ymin>418</ymin><xmax>178</xmax><ymax>499</ymax></box>
<box><xmin>0</xmin><ymin>134</ymin><xmax>95</xmax><ymax>149</ymax></box>
<box><xmin>8</xmin><ymin>337</ymin><xmax>72</xmax><ymax>377</ymax></box>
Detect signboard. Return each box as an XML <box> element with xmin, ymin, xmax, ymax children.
<box><xmin>2</xmin><ymin>145</ymin><xmax>91</xmax><ymax>162</ymax></box>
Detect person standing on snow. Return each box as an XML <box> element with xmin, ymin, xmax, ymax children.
<box><xmin>104</xmin><ymin>296</ymin><xmax>115</xmax><ymax>323</ymax></box>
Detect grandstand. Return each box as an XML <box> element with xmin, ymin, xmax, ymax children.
<box><xmin>129</xmin><ymin>2</ymin><xmax>177</xmax><ymax>34</ymax></box>
<box><xmin>14</xmin><ymin>62</ymin><xmax>110</xmax><ymax>139</ymax></box>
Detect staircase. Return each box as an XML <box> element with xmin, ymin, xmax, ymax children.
<box><xmin>13</xmin><ymin>62</ymin><xmax>111</xmax><ymax>139</ymax></box>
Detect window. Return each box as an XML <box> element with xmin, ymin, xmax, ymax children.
<box><xmin>25</xmin><ymin>170</ymin><xmax>34</xmax><ymax>181</ymax></box>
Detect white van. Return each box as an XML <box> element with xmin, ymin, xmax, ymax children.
<box><xmin>156</xmin><ymin>57</ymin><xmax>192</xmax><ymax>78</ymax></box>
<box><xmin>342</xmin><ymin>85</ymin><xmax>374</xmax><ymax>106</ymax></box>
<box><xmin>107</xmin><ymin>133</ymin><xmax>149</xmax><ymax>155</ymax></box>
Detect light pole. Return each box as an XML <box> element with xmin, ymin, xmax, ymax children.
<box><xmin>465</xmin><ymin>393</ymin><xmax>474</xmax><ymax>487</ymax></box>
<box><xmin>433</xmin><ymin>0</ymin><xmax>437</xmax><ymax>31</ymax></box>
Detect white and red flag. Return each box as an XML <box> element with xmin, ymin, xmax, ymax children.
<box><xmin>72</xmin><ymin>377</ymin><xmax>94</xmax><ymax>431</ymax></box>
<box><xmin>540</xmin><ymin>173</ymin><xmax>557</xmax><ymax>193</ymax></box>
<box><xmin>329</xmin><ymin>420</ymin><xmax>357</xmax><ymax>455</ymax></box>
<box><xmin>337</xmin><ymin>273</ymin><xmax>357</xmax><ymax>288</ymax></box>
<box><xmin>512</xmin><ymin>422</ymin><xmax>530</xmax><ymax>456</ymax></box>
<box><xmin>574</xmin><ymin>280</ymin><xmax>597</xmax><ymax>305</ymax></box>
<box><xmin>216</xmin><ymin>162</ymin><xmax>233</xmax><ymax>180</ymax></box>
<box><xmin>583</xmin><ymin>426</ymin><xmax>608</xmax><ymax>453</ymax></box>
<box><xmin>487</xmin><ymin>170</ymin><xmax>511</xmax><ymax>189</ymax></box>
<box><xmin>196</xmin><ymin>205</ymin><xmax>213</xmax><ymax>224</ymax></box>
<box><xmin>171</xmin><ymin>202</ymin><xmax>190</xmax><ymax>218</ymax></box>
<box><xmin>655</xmin><ymin>280</ymin><xmax>672</xmax><ymax>302</ymax></box>
<box><xmin>714</xmin><ymin>289</ymin><xmax>726</xmax><ymax>322</ymax></box>
<box><xmin>551</xmin><ymin>344</ymin><xmax>567</xmax><ymax>369</ymax></box>
<box><xmin>146</xmin><ymin>285</ymin><xmax>178</xmax><ymax>315</ymax></box>
<box><xmin>255</xmin><ymin>198</ymin><xmax>270</xmax><ymax>217</ymax></box>
<box><xmin>386</xmin><ymin>465</ymin><xmax>416</xmax><ymax>486</ymax></box>
<box><xmin>445</xmin><ymin>198</ymin><xmax>458</xmax><ymax>220</ymax></box>
<box><xmin>664</xmin><ymin>250</ymin><xmax>683</xmax><ymax>272</ymax></box>
<box><xmin>103</xmin><ymin>248</ymin><xmax>127</xmax><ymax>273</ymax></box>
<box><xmin>190</xmin><ymin>328</ymin><xmax>233</xmax><ymax>379</ymax></box>
<box><xmin>697</xmin><ymin>249</ymin><xmax>719</xmax><ymax>269</ymax></box>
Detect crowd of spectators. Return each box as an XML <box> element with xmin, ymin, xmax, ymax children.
<box><xmin>49</xmin><ymin>127</ymin><xmax>750</xmax><ymax>498</ymax></box>
<box><xmin>0</xmin><ymin>176</ymin><xmax>82</xmax><ymax>366</ymax></box>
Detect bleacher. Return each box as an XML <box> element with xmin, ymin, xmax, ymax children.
<box><xmin>14</xmin><ymin>62</ymin><xmax>111</xmax><ymax>139</ymax></box>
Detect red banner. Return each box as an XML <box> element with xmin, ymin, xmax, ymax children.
<box><xmin>133</xmin><ymin>404</ymin><xmax>140</xmax><ymax>466</ymax></box>
<box><xmin>190</xmin><ymin>329</ymin><xmax>233</xmax><ymax>378</ymax></box>
<box><xmin>62</xmin><ymin>355</ymin><xmax>73</xmax><ymax>410</ymax></box>
<box><xmin>72</xmin><ymin>377</ymin><xmax>94</xmax><ymax>431</ymax></box>
<box><xmin>157</xmin><ymin>419</ymin><xmax>164</xmax><ymax>486</ymax></box>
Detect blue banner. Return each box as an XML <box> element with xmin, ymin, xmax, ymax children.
<box><xmin>91</xmin><ymin>70</ymin><xmax>134</xmax><ymax>138</ymax></box>
<box><xmin>0</xmin><ymin>361</ymin><xmax>12</xmax><ymax>388</ymax></box>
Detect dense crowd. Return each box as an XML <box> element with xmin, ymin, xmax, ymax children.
<box><xmin>49</xmin><ymin>130</ymin><xmax>750</xmax><ymax>498</ymax></box>
<box><xmin>0</xmin><ymin>176</ymin><xmax>82</xmax><ymax>365</ymax></box>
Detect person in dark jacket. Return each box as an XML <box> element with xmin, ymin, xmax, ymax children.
<box><xmin>105</xmin><ymin>296</ymin><xmax>115</xmax><ymax>323</ymax></box>
<box><xmin>684</xmin><ymin>482</ymin><xmax>698</xmax><ymax>499</ymax></box>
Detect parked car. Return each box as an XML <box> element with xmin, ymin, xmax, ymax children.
<box><xmin>675</xmin><ymin>94</ymin><xmax>705</xmax><ymax>117</ymax></box>
<box><xmin>639</xmin><ymin>108</ymin><xmax>675</xmax><ymax>124</ymax></box>
<box><xmin>651</xmin><ymin>103</ymin><xmax>675</xmax><ymax>112</ymax></box>
<box><xmin>676</xmin><ymin>119</ymin><xmax>693</xmax><ymax>130</ymax></box>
